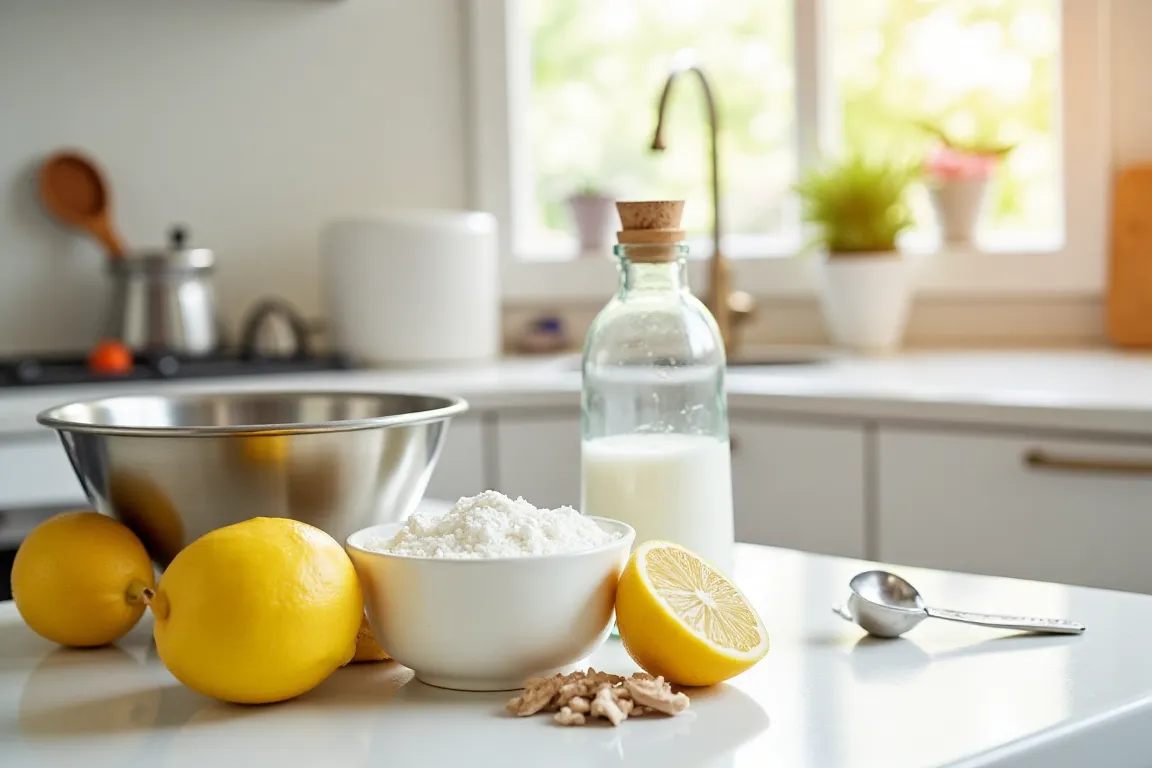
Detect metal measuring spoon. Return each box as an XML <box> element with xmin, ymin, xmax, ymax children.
<box><xmin>834</xmin><ymin>570</ymin><xmax>1086</xmax><ymax>638</ymax></box>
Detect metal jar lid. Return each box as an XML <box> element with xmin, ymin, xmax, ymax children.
<box><xmin>110</xmin><ymin>226</ymin><xmax>214</xmax><ymax>274</ymax></box>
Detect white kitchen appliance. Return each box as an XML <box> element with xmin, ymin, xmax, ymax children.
<box><xmin>321</xmin><ymin>210</ymin><xmax>500</xmax><ymax>366</ymax></box>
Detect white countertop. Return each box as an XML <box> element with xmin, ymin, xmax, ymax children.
<box><xmin>3</xmin><ymin>534</ymin><xmax>1152</xmax><ymax>768</ymax></box>
<box><xmin>5</xmin><ymin>350</ymin><xmax>1152</xmax><ymax>437</ymax></box>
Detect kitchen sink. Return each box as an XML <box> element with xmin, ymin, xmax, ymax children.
<box><xmin>556</xmin><ymin>348</ymin><xmax>831</xmax><ymax>372</ymax></box>
<box><xmin>726</xmin><ymin>348</ymin><xmax>831</xmax><ymax>367</ymax></box>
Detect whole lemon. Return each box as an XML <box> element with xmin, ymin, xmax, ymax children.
<box><xmin>150</xmin><ymin>517</ymin><xmax>363</xmax><ymax>704</ymax></box>
<box><xmin>237</xmin><ymin>433</ymin><xmax>290</xmax><ymax>465</ymax></box>
<box><xmin>348</xmin><ymin>615</ymin><xmax>390</xmax><ymax>664</ymax></box>
<box><xmin>11</xmin><ymin>511</ymin><xmax>155</xmax><ymax>647</ymax></box>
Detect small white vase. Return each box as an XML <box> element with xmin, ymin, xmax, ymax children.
<box><xmin>566</xmin><ymin>194</ymin><xmax>617</xmax><ymax>253</ymax></box>
<box><xmin>817</xmin><ymin>253</ymin><xmax>914</xmax><ymax>355</ymax></box>
<box><xmin>929</xmin><ymin>178</ymin><xmax>988</xmax><ymax>247</ymax></box>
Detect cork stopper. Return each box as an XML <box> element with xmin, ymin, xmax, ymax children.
<box><xmin>615</xmin><ymin>200</ymin><xmax>686</xmax><ymax>262</ymax></box>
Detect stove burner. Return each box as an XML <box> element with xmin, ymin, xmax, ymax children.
<box><xmin>0</xmin><ymin>351</ymin><xmax>356</xmax><ymax>387</ymax></box>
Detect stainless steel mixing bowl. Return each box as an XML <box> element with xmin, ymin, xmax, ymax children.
<box><xmin>37</xmin><ymin>391</ymin><xmax>468</xmax><ymax>566</ymax></box>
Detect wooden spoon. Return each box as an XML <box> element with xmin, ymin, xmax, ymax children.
<box><xmin>39</xmin><ymin>150</ymin><xmax>127</xmax><ymax>259</ymax></box>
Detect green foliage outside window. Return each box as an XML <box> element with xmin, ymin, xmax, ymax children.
<box><xmin>524</xmin><ymin>0</ymin><xmax>1059</xmax><ymax>254</ymax></box>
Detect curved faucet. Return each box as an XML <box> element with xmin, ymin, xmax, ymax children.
<box><xmin>650</xmin><ymin>54</ymin><xmax>755</xmax><ymax>356</ymax></box>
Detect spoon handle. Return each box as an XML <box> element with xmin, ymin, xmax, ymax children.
<box><xmin>925</xmin><ymin>607</ymin><xmax>1085</xmax><ymax>635</ymax></box>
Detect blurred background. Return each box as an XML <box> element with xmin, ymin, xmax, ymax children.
<box><xmin>520</xmin><ymin>0</ymin><xmax>1059</xmax><ymax>258</ymax></box>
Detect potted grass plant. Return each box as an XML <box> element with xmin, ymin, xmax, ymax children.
<box><xmin>795</xmin><ymin>154</ymin><xmax>918</xmax><ymax>354</ymax></box>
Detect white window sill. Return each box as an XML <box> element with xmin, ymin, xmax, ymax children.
<box><xmin>502</xmin><ymin>241</ymin><xmax>1101</xmax><ymax>304</ymax></box>
<box><xmin>515</xmin><ymin>231</ymin><xmax>1065</xmax><ymax>263</ymax></box>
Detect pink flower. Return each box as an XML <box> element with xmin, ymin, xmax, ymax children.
<box><xmin>924</xmin><ymin>146</ymin><xmax>999</xmax><ymax>181</ymax></box>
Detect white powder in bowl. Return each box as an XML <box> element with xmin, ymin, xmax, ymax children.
<box><xmin>367</xmin><ymin>490</ymin><xmax>619</xmax><ymax>559</ymax></box>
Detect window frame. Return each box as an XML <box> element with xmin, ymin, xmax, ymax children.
<box><xmin>468</xmin><ymin>0</ymin><xmax>1110</xmax><ymax>304</ymax></box>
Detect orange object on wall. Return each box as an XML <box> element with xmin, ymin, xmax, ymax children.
<box><xmin>1108</xmin><ymin>164</ymin><xmax>1152</xmax><ymax>348</ymax></box>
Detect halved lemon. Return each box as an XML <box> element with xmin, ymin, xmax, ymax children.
<box><xmin>615</xmin><ymin>541</ymin><xmax>768</xmax><ymax>686</ymax></box>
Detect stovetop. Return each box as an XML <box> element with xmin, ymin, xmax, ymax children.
<box><xmin>0</xmin><ymin>352</ymin><xmax>356</xmax><ymax>388</ymax></box>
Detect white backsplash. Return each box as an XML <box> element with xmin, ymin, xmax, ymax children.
<box><xmin>0</xmin><ymin>0</ymin><xmax>466</xmax><ymax>355</ymax></box>
<box><xmin>5</xmin><ymin>1</ymin><xmax>1152</xmax><ymax>356</ymax></box>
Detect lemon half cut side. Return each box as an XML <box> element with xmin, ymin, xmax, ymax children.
<box><xmin>615</xmin><ymin>540</ymin><xmax>768</xmax><ymax>686</ymax></box>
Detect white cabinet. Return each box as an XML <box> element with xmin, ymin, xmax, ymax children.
<box><xmin>878</xmin><ymin>428</ymin><xmax>1152</xmax><ymax>593</ymax></box>
<box><xmin>730</xmin><ymin>417</ymin><xmax>867</xmax><ymax>558</ymax></box>
<box><xmin>424</xmin><ymin>416</ymin><xmax>486</xmax><ymax>503</ymax></box>
<box><xmin>488</xmin><ymin>411</ymin><xmax>868</xmax><ymax>559</ymax></box>
<box><xmin>0</xmin><ymin>435</ymin><xmax>87</xmax><ymax>509</ymax></box>
<box><xmin>494</xmin><ymin>412</ymin><xmax>581</xmax><ymax>509</ymax></box>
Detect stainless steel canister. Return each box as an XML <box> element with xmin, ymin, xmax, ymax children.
<box><xmin>106</xmin><ymin>227</ymin><xmax>218</xmax><ymax>356</ymax></box>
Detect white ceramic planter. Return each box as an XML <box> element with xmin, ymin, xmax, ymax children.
<box><xmin>929</xmin><ymin>178</ymin><xmax>988</xmax><ymax>247</ymax></box>
<box><xmin>566</xmin><ymin>194</ymin><xmax>617</xmax><ymax>253</ymax></box>
<box><xmin>817</xmin><ymin>253</ymin><xmax>913</xmax><ymax>355</ymax></box>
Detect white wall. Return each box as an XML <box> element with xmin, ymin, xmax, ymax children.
<box><xmin>0</xmin><ymin>0</ymin><xmax>466</xmax><ymax>355</ymax></box>
<box><xmin>1110</xmin><ymin>0</ymin><xmax>1152</xmax><ymax>166</ymax></box>
<box><xmin>4</xmin><ymin>0</ymin><xmax>1152</xmax><ymax>357</ymax></box>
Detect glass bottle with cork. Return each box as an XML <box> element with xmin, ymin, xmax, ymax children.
<box><xmin>580</xmin><ymin>200</ymin><xmax>734</xmax><ymax>572</ymax></box>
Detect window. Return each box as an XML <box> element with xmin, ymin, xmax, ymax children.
<box><xmin>521</xmin><ymin>0</ymin><xmax>797</xmax><ymax>259</ymax></box>
<box><xmin>831</xmin><ymin>0</ymin><xmax>1061</xmax><ymax>250</ymax></box>
<box><xmin>469</xmin><ymin>1</ymin><xmax>1108</xmax><ymax>301</ymax></box>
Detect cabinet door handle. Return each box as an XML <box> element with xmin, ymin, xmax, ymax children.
<box><xmin>729</xmin><ymin>434</ymin><xmax>740</xmax><ymax>454</ymax></box>
<box><xmin>1023</xmin><ymin>449</ymin><xmax>1152</xmax><ymax>476</ymax></box>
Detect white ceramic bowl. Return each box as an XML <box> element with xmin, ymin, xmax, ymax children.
<box><xmin>346</xmin><ymin>518</ymin><xmax>635</xmax><ymax>691</ymax></box>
